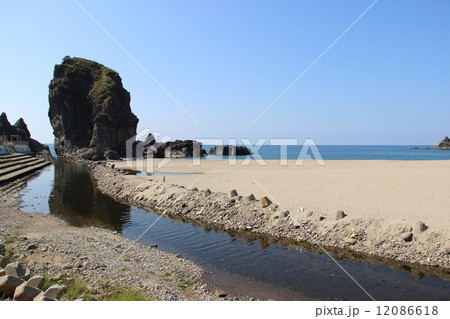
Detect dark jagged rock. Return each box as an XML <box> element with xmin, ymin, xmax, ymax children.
<box><xmin>208</xmin><ymin>145</ymin><xmax>253</xmax><ymax>156</ymax></box>
<box><xmin>14</xmin><ymin>118</ymin><xmax>31</xmax><ymax>138</ymax></box>
<box><xmin>139</xmin><ymin>139</ymin><xmax>206</xmax><ymax>158</ymax></box>
<box><xmin>428</xmin><ymin>136</ymin><xmax>450</xmax><ymax>150</ymax></box>
<box><xmin>0</xmin><ymin>112</ymin><xmax>51</xmax><ymax>157</ymax></box>
<box><xmin>0</xmin><ymin>112</ymin><xmax>16</xmax><ymax>136</ymax></box>
<box><xmin>165</xmin><ymin>140</ymin><xmax>207</xmax><ymax>158</ymax></box>
<box><xmin>48</xmin><ymin>57</ymin><xmax>138</xmax><ymax>160</ymax></box>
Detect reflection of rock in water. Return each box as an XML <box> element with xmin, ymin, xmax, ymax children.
<box><xmin>49</xmin><ymin>160</ymin><xmax>131</xmax><ymax>232</ymax></box>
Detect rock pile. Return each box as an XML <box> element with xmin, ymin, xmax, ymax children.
<box><xmin>0</xmin><ymin>260</ymin><xmax>65</xmax><ymax>301</ymax></box>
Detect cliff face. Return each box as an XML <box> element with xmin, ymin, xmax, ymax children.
<box><xmin>0</xmin><ymin>112</ymin><xmax>51</xmax><ymax>156</ymax></box>
<box><xmin>48</xmin><ymin>57</ymin><xmax>138</xmax><ymax>160</ymax></box>
<box><xmin>428</xmin><ymin>137</ymin><xmax>450</xmax><ymax>150</ymax></box>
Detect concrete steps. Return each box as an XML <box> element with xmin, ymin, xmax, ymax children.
<box><xmin>0</xmin><ymin>153</ymin><xmax>51</xmax><ymax>184</ymax></box>
<box><xmin>0</xmin><ymin>156</ymin><xmax>40</xmax><ymax>170</ymax></box>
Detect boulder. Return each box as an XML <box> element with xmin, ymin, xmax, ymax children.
<box><xmin>0</xmin><ymin>267</ymin><xmax>5</xmax><ymax>276</ymax></box>
<box><xmin>0</xmin><ymin>243</ymin><xmax>5</xmax><ymax>255</ymax></box>
<box><xmin>13</xmin><ymin>282</ymin><xmax>42</xmax><ymax>301</ymax></box>
<box><xmin>414</xmin><ymin>221</ymin><xmax>428</xmax><ymax>233</ymax></box>
<box><xmin>402</xmin><ymin>232</ymin><xmax>413</xmax><ymax>242</ymax></box>
<box><xmin>244</xmin><ymin>194</ymin><xmax>255</xmax><ymax>203</ymax></box>
<box><xmin>208</xmin><ymin>145</ymin><xmax>253</xmax><ymax>156</ymax></box>
<box><xmin>335</xmin><ymin>210</ymin><xmax>346</xmax><ymax>220</ymax></box>
<box><xmin>281</xmin><ymin>211</ymin><xmax>290</xmax><ymax>218</ymax></box>
<box><xmin>260</xmin><ymin>196</ymin><xmax>272</xmax><ymax>208</ymax></box>
<box><xmin>229</xmin><ymin>189</ymin><xmax>238</xmax><ymax>198</ymax></box>
<box><xmin>0</xmin><ymin>275</ymin><xmax>25</xmax><ymax>298</ymax></box>
<box><xmin>203</xmin><ymin>189</ymin><xmax>212</xmax><ymax>197</ymax></box>
<box><xmin>344</xmin><ymin>237</ymin><xmax>357</xmax><ymax>245</ymax></box>
<box><xmin>214</xmin><ymin>289</ymin><xmax>227</xmax><ymax>298</ymax></box>
<box><xmin>48</xmin><ymin>57</ymin><xmax>139</xmax><ymax>159</ymax></box>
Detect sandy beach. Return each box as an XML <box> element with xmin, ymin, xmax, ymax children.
<box><xmin>116</xmin><ymin>159</ymin><xmax>450</xmax><ymax>237</ymax></box>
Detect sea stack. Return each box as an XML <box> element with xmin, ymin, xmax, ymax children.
<box><xmin>48</xmin><ymin>56</ymin><xmax>138</xmax><ymax>160</ymax></box>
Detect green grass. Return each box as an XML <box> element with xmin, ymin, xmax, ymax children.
<box><xmin>98</xmin><ymin>288</ymin><xmax>150</xmax><ymax>301</ymax></box>
<box><xmin>162</xmin><ymin>272</ymin><xmax>171</xmax><ymax>281</ymax></box>
<box><xmin>122</xmin><ymin>254</ymin><xmax>131</xmax><ymax>261</ymax></box>
<box><xmin>3</xmin><ymin>236</ymin><xmax>18</xmax><ymax>244</ymax></box>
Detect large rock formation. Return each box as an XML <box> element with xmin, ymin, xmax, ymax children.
<box><xmin>208</xmin><ymin>145</ymin><xmax>253</xmax><ymax>156</ymax></box>
<box><xmin>48</xmin><ymin>57</ymin><xmax>138</xmax><ymax>160</ymax></box>
<box><xmin>0</xmin><ymin>112</ymin><xmax>50</xmax><ymax>157</ymax></box>
<box><xmin>428</xmin><ymin>136</ymin><xmax>450</xmax><ymax>150</ymax></box>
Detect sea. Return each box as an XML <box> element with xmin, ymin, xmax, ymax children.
<box><xmin>46</xmin><ymin>144</ymin><xmax>450</xmax><ymax>161</ymax></box>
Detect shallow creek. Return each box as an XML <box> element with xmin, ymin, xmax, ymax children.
<box><xmin>17</xmin><ymin>161</ymin><xmax>450</xmax><ymax>300</ymax></box>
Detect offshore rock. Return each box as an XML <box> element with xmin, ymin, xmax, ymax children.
<box><xmin>428</xmin><ymin>136</ymin><xmax>450</xmax><ymax>150</ymax></box>
<box><xmin>208</xmin><ymin>145</ymin><xmax>253</xmax><ymax>156</ymax></box>
<box><xmin>48</xmin><ymin>57</ymin><xmax>138</xmax><ymax>160</ymax></box>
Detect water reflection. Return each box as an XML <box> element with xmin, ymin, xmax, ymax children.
<box><xmin>48</xmin><ymin>161</ymin><xmax>131</xmax><ymax>232</ymax></box>
<box><xmin>16</xmin><ymin>161</ymin><xmax>450</xmax><ymax>301</ymax></box>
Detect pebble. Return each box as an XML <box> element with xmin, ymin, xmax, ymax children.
<box><xmin>402</xmin><ymin>232</ymin><xmax>413</xmax><ymax>242</ymax></box>
<box><xmin>344</xmin><ymin>238</ymin><xmax>357</xmax><ymax>245</ymax></box>
<box><xmin>214</xmin><ymin>289</ymin><xmax>227</xmax><ymax>298</ymax></box>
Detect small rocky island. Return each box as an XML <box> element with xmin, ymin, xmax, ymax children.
<box><xmin>208</xmin><ymin>145</ymin><xmax>253</xmax><ymax>156</ymax></box>
<box><xmin>48</xmin><ymin>57</ymin><xmax>139</xmax><ymax>160</ymax></box>
<box><xmin>135</xmin><ymin>134</ymin><xmax>207</xmax><ymax>158</ymax></box>
<box><xmin>428</xmin><ymin>136</ymin><xmax>450</xmax><ymax>150</ymax></box>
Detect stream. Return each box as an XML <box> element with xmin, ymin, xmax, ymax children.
<box><xmin>17</xmin><ymin>161</ymin><xmax>450</xmax><ymax>300</ymax></box>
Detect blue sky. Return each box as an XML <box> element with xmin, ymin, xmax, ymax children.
<box><xmin>0</xmin><ymin>0</ymin><xmax>449</xmax><ymax>144</ymax></box>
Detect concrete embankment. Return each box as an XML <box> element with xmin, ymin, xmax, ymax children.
<box><xmin>0</xmin><ymin>153</ymin><xmax>51</xmax><ymax>185</ymax></box>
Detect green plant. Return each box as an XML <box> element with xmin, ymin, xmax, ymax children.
<box><xmin>99</xmin><ymin>288</ymin><xmax>149</xmax><ymax>301</ymax></box>
<box><xmin>122</xmin><ymin>254</ymin><xmax>131</xmax><ymax>261</ymax></box>
<box><xmin>3</xmin><ymin>236</ymin><xmax>18</xmax><ymax>244</ymax></box>
<box><xmin>162</xmin><ymin>272</ymin><xmax>171</xmax><ymax>281</ymax></box>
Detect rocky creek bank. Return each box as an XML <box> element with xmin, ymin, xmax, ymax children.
<box><xmin>91</xmin><ymin>163</ymin><xmax>450</xmax><ymax>277</ymax></box>
<box><xmin>0</xmin><ymin>176</ymin><xmax>222</xmax><ymax>301</ymax></box>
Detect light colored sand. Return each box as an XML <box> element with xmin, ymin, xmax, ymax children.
<box><xmin>115</xmin><ymin>159</ymin><xmax>450</xmax><ymax>236</ymax></box>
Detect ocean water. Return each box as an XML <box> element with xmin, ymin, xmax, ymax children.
<box><xmin>205</xmin><ymin>145</ymin><xmax>450</xmax><ymax>161</ymax></box>
<box><xmin>46</xmin><ymin>144</ymin><xmax>450</xmax><ymax>161</ymax></box>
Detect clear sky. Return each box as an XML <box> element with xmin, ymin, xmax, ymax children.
<box><xmin>0</xmin><ymin>0</ymin><xmax>449</xmax><ymax>144</ymax></box>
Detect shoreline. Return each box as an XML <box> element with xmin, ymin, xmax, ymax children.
<box><xmin>0</xmin><ymin>175</ymin><xmax>221</xmax><ymax>301</ymax></box>
<box><xmin>91</xmin><ymin>160</ymin><xmax>450</xmax><ymax>272</ymax></box>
